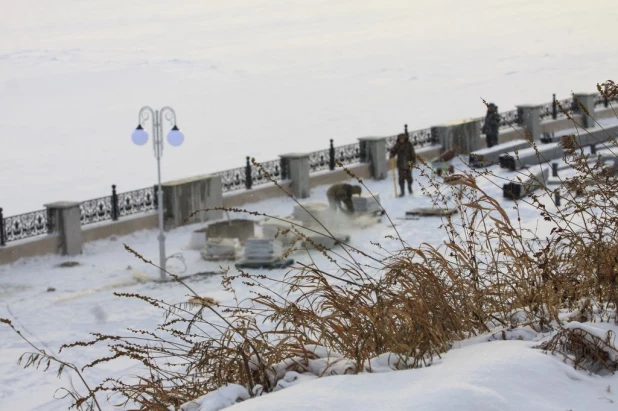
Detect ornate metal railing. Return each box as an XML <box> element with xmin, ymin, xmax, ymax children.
<box><xmin>333</xmin><ymin>142</ymin><xmax>361</xmax><ymax>166</ymax></box>
<box><xmin>478</xmin><ymin>108</ymin><xmax>520</xmax><ymax>131</ymax></box>
<box><xmin>217</xmin><ymin>166</ymin><xmax>248</xmax><ymax>193</ymax></box>
<box><xmin>384</xmin><ymin>134</ymin><xmax>398</xmax><ymax>153</ymax></box>
<box><xmin>555</xmin><ymin>97</ymin><xmax>576</xmax><ymax>117</ymax></box>
<box><xmin>539</xmin><ymin>101</ymin><xmax>555</xmax><ymax>121</ymax></box>
<box><xmin>252</xmin><ymin>158</ymin><xmax>284</xmax><ymax>187</ymax></box>
<box><xmin>594</xmin><ymin>93</ymin><xmax>618</xmax><ymax>107</ymax></box>
<box><xmin>385</xmin><ymin>126</ymin><xmax>436</xmax><ymax>154</ymax></box>
<box><xmin>409</xmin><ymin>127</ymin><xmax>434</xmax><ymax>147</ymax></box>
<box><xmin>1</xmin><ymin>209</ymin><xmax>50</xmax><ymax>244</ymax></box>
<box><xmin>117</xmin><ymin>186</ymin><xmax>156</xmax><ymax>217</ymax></box>
<box><xmin>80</xmin><ymin>195</ymin><xmax>113</xmax><ymax>225</ymax></box>
<box><xmin>309</xmin><ymin>148</ymin><xmax>331</xmax><ymax>173</ymax></box>
<box><xmin>499</xmin><ymin>108</ymin><xmax>520</xmax><ymax>128</ymax></box>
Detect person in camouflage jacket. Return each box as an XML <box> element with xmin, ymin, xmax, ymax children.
<box><xmin>389</xmin><ymin>133</ymin><xmax>416</xmax><ymax>197</ymax></box>
<box><xmin>326</xmin><ymin>183</ymin><xmax>362</xmax><ymax>214</ymax></box>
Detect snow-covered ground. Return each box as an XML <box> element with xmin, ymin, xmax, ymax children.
<box><xmin>2</xmin><ymin>0</ymin><xmax>618</xmax><ymax>215</ymax></box>
<box><xmin>2</xmin><ymin>134</ymin><xmax>617</xmax><ymax>410</ymax></box>
<box><xmin>221</xmin><ymin>338</ymin><xmax>618</xmax><ymax>411</ymax></box>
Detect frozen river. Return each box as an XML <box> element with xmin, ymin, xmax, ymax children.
<box><xmin>1</xmin><ymin>0</ymin><xmax>617</xmax><ymax>215</ymax></box>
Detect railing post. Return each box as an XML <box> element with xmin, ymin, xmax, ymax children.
<box><xmin>111</xmin><ymin>185</ymin><xmax>119</xmax><ymax>221</ymax></box>
<box><xmin>552</xmin><ymin>93</ymin><xmax>557</xmax><ymax>120</ymax></box>
<box><xmin>329</xmin><ymin>139</ymin><xmax>335</xmax><ymax>170</ymax></box>
<box><xmin>44</xmin><ymin>202</ymin><xmax>83</xmax><ymax>256</ymax></box>
<box><xmin>245</xmin><ymin>156</ymin><xmax>253</xmax><ymax>190</ymax></box>
<box><xmin>554</xmin><ymin>190</ymin><xmax>561</xmax><ymax>207</ymax></box>
<box><xmin>279</xmin><ymin>153</ymin><xmax>310</xmax><ymax>198</ymax></box>
<box><xmin>153</xmin><ymin>186</ymin><xmax>159</xmax><ymax>209</ymax></box>
<box><xmin>358</xmin><ymin>137</ymin><xmax>388</xmax><ymax>180</ymax></box>
<box><xmin>404</xmin><ymin>124</ymin><xmax>409</xmax><ymax>138</ymax></box>
<box><xmin>0</xmin><ymin>208</ymin><xmax>5</xmax><ymax>246</ymax></box>
<box><xmin>573</xmin><ymin>93</ymin><xmax>597</xmax><ymax>128</ymax></box>
<box><xmin>280</xmin><ymin>158</ymin><xmax>289</xmax><ymax>180</ymax></box>
<box><xmin>517</xmin><ymin>105</ymin><xmax>542</xmax><ymax>141</ymax></box>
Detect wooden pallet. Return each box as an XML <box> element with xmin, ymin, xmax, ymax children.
<box><xmin>235</xmin><ymin>258</ymin><xmax>295</xmax><ymax>270</ymax></box>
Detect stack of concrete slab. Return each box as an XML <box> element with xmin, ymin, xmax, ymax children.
<box><xmin>469</xmin><ymin>139</ymin><xmax>530</xmax><ymax>168</ymax></box>
<box><xmin>200</xmin><ymin>238</ymin><xmax>241</xmax><ymax>261</ymax></box>
<box><xmin>352</xmin><ymin>193</ymin><xmax>382</xmax><ymax>213</ymax></box>
<box><xmin>293</xmin><ymin>202</ymin><xmax>330</xmax><ymax>226</ymax></box>
<box><xmin>262</xmin><ymin>217</ymin><xmax>303</xmax><ymax>246</ymax></box>
<box><xmin>500</xmin><ymin>143</ymin><xmax>564</xmax><ymax>171</ymax></box>
<box><xmin>500</xmin><ymin>126</ymin><xmax>618</xmax><ymax>171</ymax></box>
<box><xmin>244</xmin><ymin>238</ymin><xmax>283</xmax><ymax>261</ymax></box>
<box><xmin>235</xmin><ymin>238</ymin><xmax>294</xmax><ymax>269</ymax></box>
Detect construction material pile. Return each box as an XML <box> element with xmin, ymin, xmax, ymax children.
<box><xmin>352</xmin><ymin>193</ymin><xmax>381</xmax><ymax>213</ymax></box>
<box><xmin>236</xmin><ymin>238</ymin><xmax>294</xmax><ymax>269</ymax></box>
<box><xmin>262</xmin><ymin>217</ymin><xmax>302</xmax><ymax>246</ymax></box>
<box><xmin>244</xmin><ymin>238</ymin><xmax>283</xmax><ymax>261</ymax></box>
<box><xmin>200</xmin><ymin>238</ymin><xmax>241</xmax><ymax>261</ymax></box>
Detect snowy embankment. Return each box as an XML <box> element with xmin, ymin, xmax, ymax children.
<box><xmin>186</xmin><ymin>334</ymin><xmax>618</xmax><ymax>411</ymax></box>
<box><xmin>2</xmin><ymin>135</ymin><xmax>618</xmax><ymax>410</ymax></box>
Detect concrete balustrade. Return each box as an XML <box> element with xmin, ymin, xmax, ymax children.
<box><xmin>1</xmin><ymin>97</ymin><xmax>616</xmax><ymax>265</ymax></box>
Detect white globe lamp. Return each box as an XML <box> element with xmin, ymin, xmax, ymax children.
<box><xmin>167</xmin><ymin>125</ymin><xmax>184</xmax><ymax>147</ymax></box>
<box><xmin>131</xmin><ymin>124</ymin><xmax>149</xmax><ymax>146</ymax></box>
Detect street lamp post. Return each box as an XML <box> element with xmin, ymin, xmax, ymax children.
<box><xmin>131</xmin><ymin>106</ymin><xmax>185</xmax><ymax>281</ymax></box>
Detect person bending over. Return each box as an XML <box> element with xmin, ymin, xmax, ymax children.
<box><xmin>326</xmin><ymin>183</ymin><xmax>362</xmax><ymax>214</ymax></box>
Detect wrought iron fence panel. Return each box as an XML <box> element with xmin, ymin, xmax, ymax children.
<box><xmin>409</xmin><ymin>127</ymin><xmax>434</xmax><ymax>147</ymax></box>
<box><xmin>309</xmin><ymin>148</ymin><xmax>331</xmax><ymax>173</ymax></box>
<box><xmin>117</xmin><ymin>187</ymin><xmax>156</xmax><ymax>217</ymax></box>
<box><xmin>498</xmin><ymin>108</ymin><xmax>520</xmax><ymax>129</ymax></box>
<box><xmin>217</xmin><ymin>166</ymin><xmax>247</xmax><ymax>193</ymax></box>
<box><xmin>334</xmin><ymin>142</ymin><xmax>361</xmax><ymax>166</ymax></box>
<box><xmin>539</xmin><ymin>101</ymin><xmax>554</xmax><ymax>120</ymax></box>
<box><xmin>80</xmin><ymin>196</ymin><xmax>113</xmax><ymax>225</ymax></box>
<box><xmin>4</xmin><ymin>209</ymin><xmax>50</xmax><ymax>243</ymax></box>
<box><xmin>594</xmin><ymin>93</ymin><xmax>618</xmax><ymax>107</ymax></box>
<box><xmin>385</xmin><ymin>135</ymin><xmax>398</xmax><ymax>154</ymax></box>
<box><xmin>554</xmin><ymin>97</ymin><xmax>576</xmax><ymax>117</ymax></box>
<box><xmin>252</xmin><ymin>159</ymin><xmax>283</xmax><ymax>186</ymax></box>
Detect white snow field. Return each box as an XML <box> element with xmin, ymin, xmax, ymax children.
<box><xmin>2</xmin><ymin>130</ymin><xmax>618</xmax><ymax>410</ymax></box>
<box><xmin>2</xmin><ymin>0</ymin><xmax>618</xmax><ymax>215</ymax></box>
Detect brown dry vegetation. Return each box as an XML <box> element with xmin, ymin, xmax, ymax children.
<box><xmin>3</xmin><ymin>80</ymin><xmax>618</xmax><ymax>410</ymax></box>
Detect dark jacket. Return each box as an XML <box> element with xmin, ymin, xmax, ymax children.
<box><xmin>390</xmin><ymin>135</ymin><xmax>416</xmax><ymax>170</ymax></box>
<box><xmin>482</xmin><ymin>104</ymin><xmax>501</xmax><ymax>136</ymax></box>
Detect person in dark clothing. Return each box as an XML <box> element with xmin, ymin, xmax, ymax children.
<box><xmin>389</xmin><ymin>133</ymin><xmax>416</xmax><ymax>197</ymax></box>
<box><xmin>326</xmin><ymin>183</ymin><xmax>362</xmax><ymax>214</ymax></box>
<box><xmin>482</xmin><ymin>103</ymin><xmax>501</xmax><ymax>148</ymax></box>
